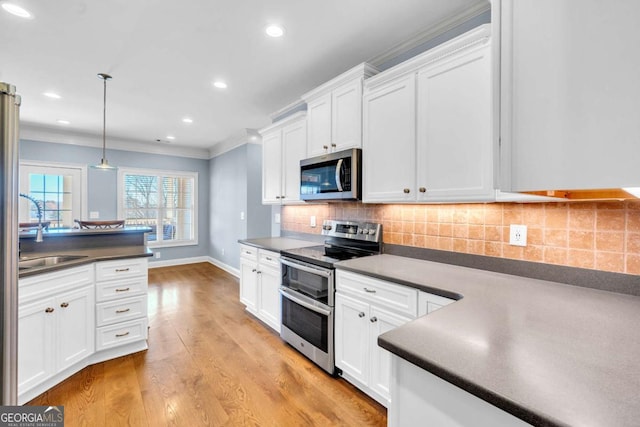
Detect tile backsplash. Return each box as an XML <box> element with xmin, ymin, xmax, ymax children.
<box><xmin>282</xmin><ymin>201</ymin><xmax>640</xmax><ymax>275</ymax></box>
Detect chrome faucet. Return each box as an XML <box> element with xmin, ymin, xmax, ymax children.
<box><xmin>19</xmin><ymin>193</ymin><xmax>44</xmax><ymax>242</ymax></box>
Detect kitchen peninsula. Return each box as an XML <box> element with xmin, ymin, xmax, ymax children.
<box><xmin>17</xmin><ymin>226</ymin><xmax>152</xmax><ymax>404</ymax></box>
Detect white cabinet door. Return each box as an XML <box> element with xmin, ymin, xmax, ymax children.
<box><xmin>257</xmin><ymin>265</ymin><xmax>281</xmax><ymax>333</ymax></box>
<box><xmin>418</xmin><ymin>292</ymin><xmax>455</xmax><ymax>316</ymax></box>
<box><xmin>369</xmin><ymin>306</ymin><xmax>414</xmax><ymax>403</ymax></box>
<box><xmin>239</xmin><ymin>258</ymin><xmax>258</xmax><ymax>313</ymax></box>
<box><xmin>281</xmin><ymin>119</ymin><xmax>307</xmax><ymax>204</ymax></box>
<box><xmin>502</xmin><ymin>0</ymin><xmax>640</xmax><ymax>191</ymax></box>
<box><xmin>416</xmin><ymin>42</ymin><xmax>494</xmax><ymax>202</ymax></box>
<box><xmin>262</xmin><ymin>130</ymin><xmax>283</xmax><ymax>204</ymax></box>
<box><xmin>332</xmin><ymin>79</ymin><xmax>362</xmax><ymax>152</ymax></box>
<box><xmin>18</xmin><ymin>298</ymin><xmax>55</xmax><ymax>393</ymax></box>
<box><xmin>335</xmin><ymin>293</ymin><xmax>370</xmax><ymax>386</ymax></box>
<box><xmin>56</xmin><ymin>286</ymin><xmax>95</xmax><ymax>371</ymax></box>
<box><xmin>363</xmin><ymin>74</ymin><xmax>417</xmax><ymax>202</ymax></box>
<box><xmin>306</xmin><ymin>94</ymin><xmax>332</xmax><ymax>157</ymax></box>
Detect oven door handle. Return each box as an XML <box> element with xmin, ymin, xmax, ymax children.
<box><xmin>280</xmin><ymin>258</ymin><xmax>332</xmax><ymax>278</ymax></box>
<box><xmin>280</xmin><ymin>288</ymin><xmax>331</xmax><ymax>317</ymax></box>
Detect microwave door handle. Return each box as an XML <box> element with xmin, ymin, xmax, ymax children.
<box><xmin>335</xmin><ymin>158</ymin><xmax>344</xmax><ymax>192</ymax></box>
<box><xmin>280</xmin><ymin>288</ymin><xmax>331</xmax><ymax>317</ymax></box>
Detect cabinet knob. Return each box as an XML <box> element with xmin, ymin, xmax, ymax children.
<box><xmin>403</xmin><ymin>188</ymin><xmax>410</xmax><ymax>194</ymax></box>
<box><xmin>331</xmin><ymin>143</ymin><xmax>337</xmax><ymax>148</ymax></box>
<box><xmin>257</xmin><ymin>271</ymin><xmax>262</xmax><ymax>275</ymax></box>
<box><xmin>252</xmin><ymin>269</ymin><xmax>257</xmax><ymax>273</ymax></box>
<box><xmin>275</xmin><ymin>196</ymin><xmax>281</xmax><ymax>199</ymax></box>
<box><xmin>370</xmin><ymin>316</ymin><xmax>378</xmax><ymax>323</ymax></box>
<box><xmin>45</xmin><ymin>307</ymin><xmax>54</xmax><ymax>313</ymax></box>
<box><xmin>358</xmin><ymin>312</ymin><xmax>365</xmax><ymax>318</ymax></box>
<box><xmin>281</xmin><ymin>195</ymin><xmax>286</xmax><ymax>199</ymax></box>
<box><xmin>323</xmin><ymin>145</ymin><xmax>329</xmax><ymax>150</ymax></box>
<box><xmin>60</xmin><ymin>302</ymin><xmax>69</xmax><ymax>308</ymax></box>
<box><xmin>419</xmin><ymin>187</ymin><xmax>426</xmax><ymax>193</ymax></box>
<box><xmin>363</xmin><ymin>287</ymin><xmax>377</xmax><ymax>294</ymax></box>
<box><xmin>266</xmin><ymin>257</ymin><xmax>272</xmax><ymax>261</ymax></box>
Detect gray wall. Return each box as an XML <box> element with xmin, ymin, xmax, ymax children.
<box><xmin>209</xmin><ymin>144</ymin><xmax>270</xmax><ymax>270</ymax></box>
<box><xmin>19</xmin><ymin>139</ymin><xmax>210</xmax><ymax>263</ymax></box>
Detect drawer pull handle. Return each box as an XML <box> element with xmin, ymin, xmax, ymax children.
<box><xmin>60</xmin><ymin>302</ymin><xmax>69</xmax><ymax>308</ymax></box>
<box><xmin>363</xmin><ymin>288</ymin><xmax>377</xmax><ymax>294</ymax></box>
<box><xmin>245</xmin><ymin>250</ymin><xmax>252</xmax><ymax>255</ymax></box>
<box><xmin>266</xmin><ymin>257</ymin><xmax>272</xmax><ymax>261</ymax></box>
<box><xmin>115</xmin><ymin>287</ymin><xmax>130</xmax><ymax>292</ymax></box>
<box><xmin>115</xmin><ymin>268</ymin><xmax>130</xmax><ymax>272</ymax></box>
<box><xmin>358</xmin><ymin>312</ymin><xmax>365</xmax><ymax>318</ymax></box>
<box><xmin>115</xmin><ymin>331</ymin><xmax>130</xmax><ymax>338</ymax></box>
<box><xmin>45</xmin><ymin>307</ymin><xmax>54</xmax><ymax>313</ymax></box>
<box><xmin>370</xmin><ymin>316</ymin><xmax>378</xmax><ymax>323</ymax></box>
<box><xmin>116</xmin><ymin>308</ymin><xmax>131</xmax><ymax>314</ymax></box>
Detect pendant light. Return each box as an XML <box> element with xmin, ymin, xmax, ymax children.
<box><xmin>91</xmin><ymin>73</ymin><xmax>116</xmax><ymax>170</ymax></box>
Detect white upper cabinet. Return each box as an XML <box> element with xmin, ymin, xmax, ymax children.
<box><xmin>363</xmin><ymin>25</ymin><xmax>495</xmax><ymax>203</ymax></box>
<box><xmin>260</xmin><ymin>112</ymin><xmax>307</xmax><ymax>205</ymax></box>
<box><xmin>500</xmin><ymin>0</ymin><xmax>640</xmax><ymax>191</ymax></box>
<box><xmin>303</xmin><ymin>63</ymin><xmax>379</xmax><ymax>157</ymax></box>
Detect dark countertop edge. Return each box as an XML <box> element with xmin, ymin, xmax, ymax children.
<box><xmin>384</xmin><ymin>243</ymin><xmax>640</xmax><ymax>297</ymax></box>
<box><xmin>18</xmin><ymin>248</ymin><xmax>152</xmax><ymax>278</ymax></box>
<box><xmin>19</xmin><ymin>226</ymin><xmax>153</xmax><ymax>239</ymax></box>
<box><xmin>335</xmin><ymin>264</ymin><xmax>464</xmax><ymax>301</ymax></box>
<box><xmin>378</xmin><ymin>338</ymin><xmax>569</xmax><ymax>427</ymax></box>
<box><xmin>237</xmin><ymin>237</ymin><xmax>320</xmax><ymax>252</ymax></box>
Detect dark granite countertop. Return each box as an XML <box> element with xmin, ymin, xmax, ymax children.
<box><xmin>238</xmin><ymin>237</ymin><xmax>318</xmax><ymax>252</ymax></box>
<box><xmin>335</xmin><ymin>254</ymin><xmax>640</xmax><ymax>427</ymax></box>
<box><xmin>19</xmin><ymin>246</ymin><xmax>153</xmax><ymax>278</ymax></box>
<box><xmin>19</xmin><ymin>226</ymin><xmax>152</xmax><ymax>239</ymax></box>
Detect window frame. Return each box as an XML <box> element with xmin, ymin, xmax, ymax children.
<box><xmin>19</xmin><ymin>160</ymin><xmax>88</xmax><ymax>228</ymax></box>
<box><xmin>117</xmin><ymin>166</ymin><xmax>198</xmax><ymax>248</ymax></box>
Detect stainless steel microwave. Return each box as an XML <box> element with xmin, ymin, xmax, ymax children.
<box><xmin>300</xmin><ymin>148</ymin><xmax>361</xmax><ymax>201</ymax></box>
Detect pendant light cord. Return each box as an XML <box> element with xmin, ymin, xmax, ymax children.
<box><xmin>102</xmin><ymin>76</ymin><xmax>107</xmax><ymax>161</ymax></box>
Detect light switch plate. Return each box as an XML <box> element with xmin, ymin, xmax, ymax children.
<box><xmin>240</xmin><ymin>211</ymin><xmax>245</xmax><ymax>220</ymax></box>
<box><xmin>509</xmin><ymin>224</ymin><xmax>528</xmax><ymax>247</ymax></box>
<box><xmin>89</xmin><ymin>211</ymin><xmax>99</xmax><ymax>219</ymax></box>
<box><xmin>310</xmin><ymin>216</ymin><xmax>316</xmax><ymax>227</ymax></box>
<box><xmin>274</xmin><ymin>213</ymin><xmax>281</xmax><ymax>224</ymax></box>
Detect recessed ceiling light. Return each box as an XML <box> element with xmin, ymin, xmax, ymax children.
<box><xmin>56</xmin><ymin>119</ymin><xmax>70</xmax><ymax>125</ymax></box>
<box><xmin>2</xmin><ymin>2</ymin><xmax>33</xmax><ymax>19</ymax></box>
<box><xmin>43</xmin><ymin>92</ymin><xmax>61</xmax><ymax>99</ymax></box>
<box><xmin>265</xmin><ymin>25</ymin><xmax>285</xmax><ymax>38</ymax></box>
<box><xmin>166</xmin><ymin>135</ymin><xmax>176</xmax><ymax>140</ymax></box>
<box><xmin>182</xmin><ymin>117</ymin><xmax>193</xmax><ymax>124</ymax></box>
<box><xmin>213</xmin><ymin>81</ymin><xmax>227</xmax><ymax>89</ymax></box>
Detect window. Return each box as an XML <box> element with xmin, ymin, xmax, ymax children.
<box><xmin>19</xmin><ymin>162</ymin><xmax>87</xmax><ymax>229</ymax></box>
<box><xmin>117</xmin><ymin>168</ymin><xmax>198</xmax><ymax>247</ymax></box>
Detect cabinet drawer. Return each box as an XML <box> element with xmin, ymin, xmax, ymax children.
<box><xmin>336</xmin><ymin>270</ymin><xmax>418</xmax><ymax>317</ymax></box>
<box><xmin>95</xmin><ymin>258</ymin><xmax>148</xmax><ymax>281</ymax></box>
<box><xmin>95</xmin><ymin>276</ymin><xmax>148</xmax><ymax>302</ymax></box>
<box><xmin>96</xmin><ymin>295</ymin><xmax>147</xmax><ymax>327</ymax></box>
<box><xmin>240</xmin><ymin>245</ymin><xmax>258</xmax><ymax>261</ymax></box>
<box><xmin>96</xmin><ymin>318</ymin><xmax>148</xmax><ymax>351</ymax></box>
<box><xmin>19</xmin><ymin>265</ymin><xmax>94</xmax><ymax>304</ymax></box>
<box><xmin>259</xmin><ymin>250</ymin><xmax>280</xmax><ymax>269</ymax></box>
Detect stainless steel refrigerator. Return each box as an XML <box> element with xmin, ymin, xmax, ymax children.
<box><xmin>1</xmin><ymin>82</ymin><xmax>20</xmax><ymax>405</ymax></box>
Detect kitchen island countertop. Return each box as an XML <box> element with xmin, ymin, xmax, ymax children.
<box><xmin>335</xmin><ymin>254</ymin><xmax>640</xmax><ymax>427</ymax></box>
<box><xmin>238</xmin><ymin>237</ymin><xmax>319</xmax><ymax>252</ymax></box>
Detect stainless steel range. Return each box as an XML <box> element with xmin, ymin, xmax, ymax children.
<box><xmin>279</xmin><ymin>219</ymin><xmax>382</xmax><ymax>375</ymax></box>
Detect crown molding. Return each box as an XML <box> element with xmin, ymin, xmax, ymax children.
<box><xmin>301</xmin><ymin>62</ymin><xmax>379</xmax><ymax>102</ymax></box>
<box><xmin>20</xmin><ymin>123</ymin><xmax>211</xmax><ymax>159</ymax></box>
<box><xmin>367</xmin><ymin>1</ymin><xmax>490</xmax><ymax>68</ymax></box>
<box><xmin>208</xmin><ymin>128</ymin><xmax>261</xmax><ymax>159</ymax></box>
<box><xmin>269</xmin><ymin>99</ymin><xmax>307</xmax><ymax>121</ymax></box>
<box><xmin>258</xmin><ymin>111</ymin><xmax>307</xmax><ymax>136</ymax></box>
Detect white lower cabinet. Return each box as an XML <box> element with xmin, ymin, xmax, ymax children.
<box><xmin>18</xmin><ymin>265</ymin><xmax>95</xmax><ymax>402</ymax></box>
<box><xmin>418</xmin><ymin>290</ymin><xmax>455</xmax><ymax>315</ymax></box>
<box><xmin>18</xmin><ymin>257</ymin><xmax>150</xmax><ymax>405</ymax></box>
<box><xmin>239</xmin><ymin>245</ymin><xmax>281</xmax><ymax>333</ymax></box>
<box><xmin>335</xmin><ymin>270</ymin><xmax>418</xmax><ymax>407</ymax></box>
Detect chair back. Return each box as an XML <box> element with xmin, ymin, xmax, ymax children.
<box><xmin>75</xmin><ymin>219</ymin><xmax>125</xmax><ymax>229</ymax></box>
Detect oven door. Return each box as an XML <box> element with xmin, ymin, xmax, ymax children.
<box><xmin>281</xmin><ymin>257</ymin><xmax>334</xmax><ymax>306</ymax></box>
<box><xmin>280</xmin><ymin>287</ymin><xmax>334</xmax><ymax>374</ymax></box>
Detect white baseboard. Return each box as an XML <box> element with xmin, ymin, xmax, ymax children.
<box><xmin>148</xmin><ymin>255</ymin><xmax>240</xmax><ymax>278</ymax></box>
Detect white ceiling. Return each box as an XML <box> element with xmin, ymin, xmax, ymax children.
<box><xmin>1</xmin><ymin>0</ymin><xmax>486</xmax><ymax>154</ymax></box>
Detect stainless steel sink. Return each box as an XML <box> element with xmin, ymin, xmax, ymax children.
<box><xmin>19</xmin><ymin>255</ymin><xmax>88</xmax><ymax>270</ymax></box>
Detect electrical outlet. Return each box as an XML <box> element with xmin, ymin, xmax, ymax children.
<box><xmin>240</xmin><ymin>211</ymin><xmax>245</xmax><ymax>220</ymax></box>
<box><xmin>509</xmin><ymin>224</ymin><xmax>528</xmax><ymax>247</ymax></box>
<box><xmin>310</xmin><ymin>216</ymin><xmax>316</xmax><ymax>227</ymax></box>
<box><xmin>221</xmin><ymin>248</ymin><xmax>225</xmax><ymax>256</ymax></box>
<box><xmin>154</xmin><ymin>251</ymin><xmax>161</xmax><ymax>259</ymax></box>
<box><xmin>274</xmin><ymin>213</ymin><xmax>281</xmax><ymax>224</ymax></box>
<box><xmin>89</xmin><ymin>211</ymin><xmax>99</xmax><ymax>219</ymax></box>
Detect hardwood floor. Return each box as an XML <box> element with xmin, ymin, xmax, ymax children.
<box><xmin>29</xmin><ymin>262</ymin><xmax>387</xmax><ymax>426</ymax></box>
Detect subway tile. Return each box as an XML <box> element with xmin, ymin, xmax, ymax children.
<box><xmin>567</xmin><ymin>249</ymin><xmax>595</xmax><ymax>269</ymax></box>
<box><xmin>568</xmin><ymin>230</ymin><xmax>595</xmax><ymax>250</ymax></box>
<box><xmin>595</xmin><ymin>231</ymin><xmax>625</xmax><ymax>252</ymax></box>
<box><xmin>595</xmin><ymin>252</ymin><xmax>625</xmax><ymax>273</ymax></box>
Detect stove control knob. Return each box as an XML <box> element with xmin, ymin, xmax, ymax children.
<box><xmin>323</xmin><ymin>225</ymin><xmax>332</xmax><ymax>231</ymax></box>
<box><xmin>368</xmin><ymin>229</ymin><xmax>377</xmax><ymax>235</ymax></box>
<box><xmin>360</xmin><ymin>229</ymin><xmax>367</xmax><ymax>234</ymax></box>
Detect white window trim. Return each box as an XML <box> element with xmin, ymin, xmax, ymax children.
<box><xmin>19</xmin><ymin>160</ymin><xmax>88</xmax><ymax>225</ymax></box>
<box><xmin>117</xmin><ymin>166</ymin><xmax>199</xmax><ymax>248</ymax></box>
